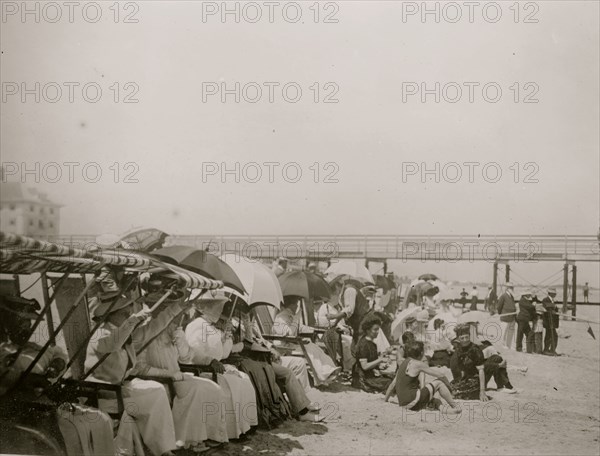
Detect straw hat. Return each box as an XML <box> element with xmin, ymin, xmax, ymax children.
<box><xmin>196</xmin><ymin>290</ymin><xmax>229</xmax><ymax>324</ymax></box>
<box><xmin>547</xmin><ymin>287</ymin><xmax>557</xmax><ymax>295</ymax></box>
<box><xmin>90</xmin><ymin>294</ymin><xmax>136</xmax><ymax>320</ymax></box>
<box><xmin>416</xmin><ymin>309</ymin><xmax>430</xmax><ymax>323</ymax></box>
<box><xmin>505</xmin><ymin>282</ymin><xmax>514</xmax><ymax>289</ymax></box>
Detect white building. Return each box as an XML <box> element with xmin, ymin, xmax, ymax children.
<box><xmin>0</xmin><ymin>181</ymin><xmax>61</xmax><ymax>237</ymax></box>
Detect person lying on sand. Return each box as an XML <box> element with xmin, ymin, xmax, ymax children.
<box><xmin>395</xmin><ymin>340</ymin><xmax>461</xmax><ymax>414</ymax></box>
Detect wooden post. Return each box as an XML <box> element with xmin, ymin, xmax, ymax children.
<box><xmin>571</xmin><ymin>264</ymin><xmax>577</xmax><ymax>321</ymax></box>
<box><xmin>562</xmin><ymin>263</ymin><xmax>569</xmax><ymax>315</ymax></box>
<box><xmin>505</xmin><ymin>263</ymin><xmax>510</xmax><ymax>283</ymax></box>
<box><xmin>40</xmin><ymin>272</ymin><xmax>55</xmax><ymax>345</ymax></box>
<box><xmin>492</xmin><ymin>262</ymin><xmax>498</xmax><ymax>302</ymax></box>
<box><xmin>383</xmin><ymin>261</ymin><xmax>388</xmax><ymax>275</ymax></box>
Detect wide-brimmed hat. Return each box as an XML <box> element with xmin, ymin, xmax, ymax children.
<box><xmin>436</xmin><ymin>290</ymin><xmax>454</xmax><ymax>302</ymax></box>
<box><xmin>416</xmin><ymin>309</ymin><xmax>430</xmax><ymax>322</ymax></box>
<box><xmin>504</xmin><ymin>282</ymin><xmax>514</xmax><ymax>288</ymax></box>
<box><xmin>90</xmin><ymin>294</ymin><xmax>136</xmax><ymax>320</ymax></box>
<box><xmin>547</xmin><ymin>287</ymin><xmax>557</xmax><ymax>295</ymax></box>
<box><xmin>0</xmin><ymin>296</ymin><xmax>42</xmax><ymax>320</ymax></box>
<box><xmin>195</xmin><ymin>290</ymin><xmax>229</xmax><ymax>324</ymax></box>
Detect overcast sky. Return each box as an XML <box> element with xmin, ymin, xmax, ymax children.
<box><xmin>2</xmin><ymin>1</ymin><xmax>599</xmax><ymax>283</ymax></box>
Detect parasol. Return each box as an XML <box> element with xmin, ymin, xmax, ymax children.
<box><xmin>153</xmin><ymin>246</ymin><xmax>246</xmax><ymax>294</ymax></box>
<box><xmin>221</xmin><ymin>254</ymin><xmax>283</xmax><ymax>309</ymax></box>
<box><xmin>278</xmin><ymin>271</ymin><xmax>331</xmax><ymax>301</ymax></box>
<box><xmin>418</xmin><ymin>273</ymin><xmax>439</xmax><ymax>281</ymax></box>
<box><xmin>325</xmin><ymin>261</ymin><xmax>374</xmax><ymax>284</ymax></box>
<box><xmin>390</xmin><ymin>307</ymin><xmax>420</xmax><ymax>339</ymax></box>
<box><xmin>119</xmin><ymin>227</ymin><xmax>169</xmax><ymax>252</ymax></box>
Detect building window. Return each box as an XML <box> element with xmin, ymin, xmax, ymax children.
<box><xmin>9</xmin><ymin>219</ymin><xmax>15</xmax><ymax>226</ymax></box>
<box><xmin>30</xmin><ymin>205</ymin><xmax>34</xmax><ymax>212</ymax></box>
<box><xmin>9</xmin><ymin>204</ymin><xmax>15</xmax><ymax>210</ymax></box>
<box><xmin>49</xmin><ymin>222</ymin><xmax>54</xmax><ymax>228</ymax></box>
<box><xmin>49</xmin><ymin>208</ymin><xmax>54</xmax><ymax>215</ymax></box>
<box><xmin>39</xmin><ymin>220</ymin><xmax>44</xmax><ymax>229</ymax></box>
<box><xmin>40</xmin><ymin>207</ymin><xmax>45</xmax><ymax>215</ymax></box>
<box><xmin>29</xmin><ymin>220</ymin><xmax>34</xmax><ymax>226</ymax></box>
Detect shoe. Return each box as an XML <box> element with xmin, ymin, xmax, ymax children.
<box><xmin>307</xmin><ymin>402</ymin><xmax>321</xmax><ymax>412</ymax></box>
<box><xmin>299</xmin><ymin>412</ymin><xmax>325</xmax><ymax>422</ymax></box>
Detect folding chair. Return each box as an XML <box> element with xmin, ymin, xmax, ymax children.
<box><xmin>252</xmin><ymin>305</ymin><xmax>326</xmax><ymax>387</ymax></box>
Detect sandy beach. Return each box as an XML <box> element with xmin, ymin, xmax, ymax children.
<box><xmin>211</xmin><ymin>307</ymin><xmax>600</xmax><ymax>456</ymax></box>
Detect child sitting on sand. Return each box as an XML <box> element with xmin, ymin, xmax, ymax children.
<box><xmin>384</xmin><ymin>331</ymin><xmax>415</xmax><ymax>402</ymax></box>
<box><xmin>395</xmin><ymin>340</ymin><xmax>461</xmax><ymax>414</ymax></box>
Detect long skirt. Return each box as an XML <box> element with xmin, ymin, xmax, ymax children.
<box><xmin>172</xmin><ymin>376</ymin><xmax>229</xmax><ymax>446</ymax></box>
<box><xmin>107</xmin><ymin>378</ymin><xmax>177</xmax><ymax>456</ymax></box>
<box><xmin>211</xmin><ymin>370</ymin><xmax>258</xmax><ymax>439</ymax></box>
<box><xmin>56</xmin><ymin>403</ymin><xmax>116</xmax><ymax>456</ymax></box>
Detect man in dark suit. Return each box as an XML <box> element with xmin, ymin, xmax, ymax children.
<box><xmin>497</xmin><ymin>282</ymin><xmax>517</xmax><ymax>349</ymax></box>
<box><xmin>542</xmin><ymin>287</ymin><xmax>560</xmax><ymax>355</ymax></box>
<box><xmin>516</xmin><ymin>290</ymin><xmax>537</xmax><ymax>353</ymax></box>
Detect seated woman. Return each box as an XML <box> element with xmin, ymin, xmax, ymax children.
<box><xmin>85</xmin><ymin>291</ymin><xmax>184</xmax><ymax>456</ymax></box>
<box><xmin>0</xmin><ymin>295</ymin><xmax>115</xmax><ymax>456</ymax></box>
<box><xmin>132</xmin><ymin>292</ymin><xmax>229</xmax><ymax>452</ymax></box>
<box><xmin>395</xmin><ymin>341</ymin><xmax>461</xmax><ymax>413</ymax></box>
<box><xmin>351</xmin><ymin>318</ymin><xmax>392</xmax><ymax>393</ymax></box>
<box><xmin>273</xmin><ymin>296</ymin><xmax>341</xmax><ymax>385</ymax></box>
<box><xmin>315</xmin><ymin>297</ymin><xmax>354</xmax><ymax>372</ymax></box>
<box><xmin>184</xmin><ymin>292</ymin><xmax>259</xmax><ymax>437</ymax></box>
<box><xmin>449</xmin><ymin>325</ymin><xmax>517</xmax><ymax>401</ymax></box>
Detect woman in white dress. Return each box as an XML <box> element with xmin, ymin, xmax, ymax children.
<box><xmin>185</xmin><ymin>292</ymin><xmax>258</xmax><ymax>439</ymax></box>
<box><xmin>133</xmin><ymin>294</ymin><xmax>229</xmax><ymax>452</ymax></box>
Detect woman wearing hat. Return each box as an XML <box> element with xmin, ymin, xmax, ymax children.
<box><xmin>85</xmin><ymin>292</ymin><xmax>188</xmax><ymax>456</ymax></box>
<box><xmin>133</xmin><ymin>293</ymin><xmax>230</xmax><ymax>453</ymax></box>
<box><xmin>0</xmin><ymin>295</ymin><xmax>116</xmax><ymax>456</ymax></box>
<box><xmin>185</xmin><ymin>291</ymin><xmax>258</xmax><ymax>439</ymax></box>
<box><xmin>450</xmin><ymin>325</ymin><xmax>517</xmax><ymax>400</ymax></box>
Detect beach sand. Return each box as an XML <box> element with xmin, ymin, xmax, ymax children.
<box><xmin>210</xmin><ymin>307</ymin><xmax>600</xmax><ymax>456</ymax></box>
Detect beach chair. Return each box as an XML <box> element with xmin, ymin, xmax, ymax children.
<box><xmin>53</xmin><ymin>276</ymin><xmax>178</xmax><ymax>413</ymax></box>
<box><xmin>252</xmin><ymin>304</ymin><xmax>326</xmax><ymax>387</ymax></box>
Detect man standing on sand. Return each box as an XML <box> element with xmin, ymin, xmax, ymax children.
<box><xmin>542</xmin><ymin>288</ymin><xmax>560</xmax><ymax>355</ymax></box>
<box><xmin>583</xmin><ymin>282</ymin><xmax>589</xmax><ymax>303</ymax></box>
<box><xmin>470</xmin><ymin>286</ymin><xmax>479</xmax><ymax>311</ymax></box>
<box><xmin>497</xmin><ymin>283</ymin><xmax>517</xmax><ymax>350</ymax></box>
<box><xmin>459</xmin><ymin>288</ymin><xmax>468</xmax><ymax>310</ymax></box>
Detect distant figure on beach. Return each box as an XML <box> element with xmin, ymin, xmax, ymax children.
<box><xmin>516</xmin><ymin>290</ymin><xmax>536</xmax><ymax>353</ymax></box>
<box><xmin>272</xmin><ymin>257</ymin><xmax>288</xmax><ymax>277</ymax></box>
<box><xmin>497</xmin><ymin>283</ymin><xmax>516</xmax><ymax>350</ymax></box>
<box><xmin>459</xmin><ymin>288</ymin><xmax>468</xmax><ymax>309</ymax></box>
<box><xmin>583</xmin><ymin>282</ymin><xmax>589</xmax><ymax>303</ymax></box>
<box><xmin>542</xmin><ymin>288</ymin><xmax>559</xmax><ymax>356</ymax></box>
<box><xmin>485</xmin><ymin>286</ymin><xmax>497</xmax><ymax>314</ymax></box>
<box><xmin>470</xmin><ymin>286</ymin><xmax>479</xmax><ymax>311</ymax></box>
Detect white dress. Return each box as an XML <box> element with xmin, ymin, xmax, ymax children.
<box><xmin>135</xmin><ymin>330</ymin><xmax>229</xmax><ymax>446</ymax></box>
<box><xmin>185</xmin><ymin>317</ymin><xmax>258</xmax><ymax>439</ymax></box>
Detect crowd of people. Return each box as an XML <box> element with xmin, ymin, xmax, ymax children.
<box><xmin>2</xmin><ymin>251</ymin><xmax>568</xmax><ymax>456</ymax></box>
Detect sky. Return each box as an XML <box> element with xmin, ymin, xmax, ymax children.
<box><xmin>1</xmin><ymin>0</ymin><xmax>599</xmax><ymax>283</ymax></box>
